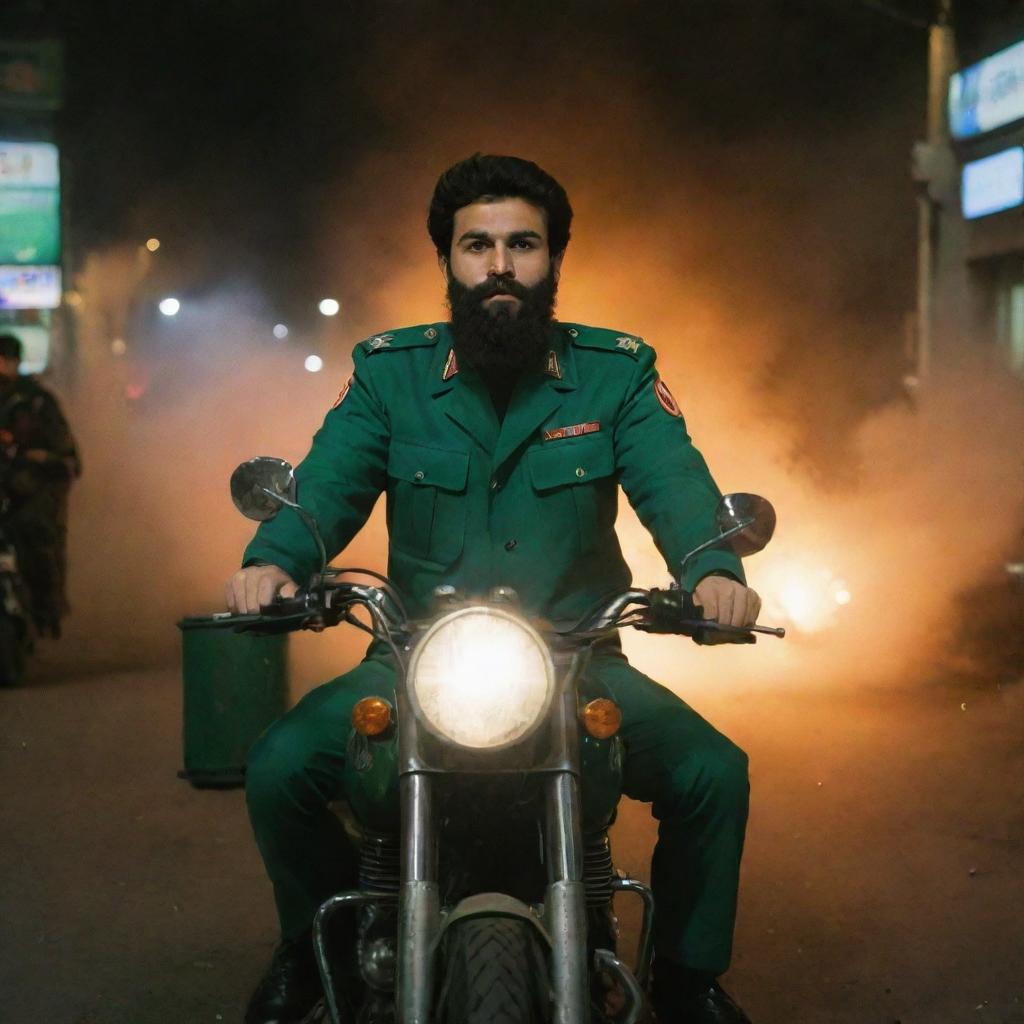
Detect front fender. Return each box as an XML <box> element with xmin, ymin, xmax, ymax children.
<box><xmin>435</xmin><ymin>891</ymin><xmax>552</xmax><ymax>948</ymax></box>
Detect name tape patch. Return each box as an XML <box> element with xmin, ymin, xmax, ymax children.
<box><xmin>543</xmin><ymin>421</ymin><xmax>601</xmax><ymax>441</ymax></box>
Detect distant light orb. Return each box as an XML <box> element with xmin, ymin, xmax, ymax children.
<box><xmin>158</xmin><ymin>297</ymin><xmax>180</xmax><ymax>317</ymax></box>
<box><xmin>834</xmin><ymin>588</ymin><xmax>852</xmax><ymax>606</ymax></box>
<box><xmin>318</xmin><ymin>298</ymin><xmax>340</xmax><ymax>317</ymax></box>
<box><xmin>146</xmin><ymin>238</ymin><xmax>161</xmax><ymax>253</ymax></box>
<box><xmin>304</xmin><ymin>355</ymin><xmax>324</xmax><ymax>373</ymax></box>
<box><xmin>272</xmin><ymin>323</ymin><xmax>289</xmax><ymax>339</ymax></box>
<box><xmin>110</xmin><ymin>338</ymin><xmax>127</xmax><ymax>356</ymax></box>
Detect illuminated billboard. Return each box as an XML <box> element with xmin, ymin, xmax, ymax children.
<box><xmin>0</xmin><ymin>264</ymin><xmax>61</xmax><ymax>308</ymax></box>
<box><xmin>949</xmin><ymin>40</ymin><xmax>1024</xmax><ymax>140</ymax></box>
<box><xmin>0</xmin><ymin>141</ymin><xmax>60</xmax><ymax>264</ymax></box>
<box><xmin>961</xmin><ymin>147</ymin><xmax>1024</xmax><ymax>219</ymax></box>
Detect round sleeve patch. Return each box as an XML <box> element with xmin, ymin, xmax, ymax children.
<box><xmin>653</xmin><ymin>378</ymin><xmax>681</xmax><ymax>417</ymax></box>
<box><xmin>332</xmin><ymin>375</ymin><xmax>354</xmax><ymax>409</ymax></box>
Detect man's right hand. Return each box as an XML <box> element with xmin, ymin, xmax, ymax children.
<box><xmin>225</xmin><ymin>564</ymin><xmax>299</xmax><ymax>614</ymax></box>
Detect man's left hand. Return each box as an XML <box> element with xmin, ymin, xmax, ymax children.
<box><xmin>693</xmin><ymin>576</ymin><xmax>761</xmax><ymax>643</ymax></box>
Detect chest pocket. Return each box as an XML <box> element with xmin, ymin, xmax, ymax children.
<box><xmin>527</xmin><ymin>436</ymin><xmax>617</xmax><ymax>553</ymax></box>
<box><xmin>387</xmin><ymin>440</ymin><xmax>470</xmax><ymax>566</ymax></box>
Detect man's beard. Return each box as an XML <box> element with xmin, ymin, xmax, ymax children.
<box><xmin>446</xmin><ymin>268</ymin><xmax>557</xmax><ymax>373</ymax></box>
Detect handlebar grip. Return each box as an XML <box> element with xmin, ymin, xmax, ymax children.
<box><xmin>259</xmin><ymin>591</ymin><xmax>311</xmax><ymax>617</ymax></box>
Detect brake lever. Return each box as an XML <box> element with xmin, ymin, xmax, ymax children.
<box><xmin>635</xmin><ymin>588</ymin><xmax>786</xmax><ymax>641</ymax></box>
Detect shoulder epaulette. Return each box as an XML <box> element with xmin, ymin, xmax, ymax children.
<box><xmin>357</xmin><ymin>323</ymin><xmax>443</xmax><ymax>356</ymax></box>
<box><xmin>559</xmin><ymin>323</ymin><xmax>646</xmax><ymax>360</ymax></box>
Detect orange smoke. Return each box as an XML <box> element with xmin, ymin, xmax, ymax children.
<box><xmin>48</xmin><ymin>65</ymin><xmax>1023</xmax><ymax>698</ymax></box>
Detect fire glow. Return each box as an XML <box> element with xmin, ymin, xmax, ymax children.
<box><xmin>760</xmin><ymin>557</ymin><xmax>853</xmax><ymax>635</ymax></box>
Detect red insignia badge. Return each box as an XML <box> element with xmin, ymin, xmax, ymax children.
<box><xmin>332</xmin><ymin>376</ymin><xmax>354</xmax><ymax>409</ymax></box>
<box><xmin>543</xmin><ymin>421</ymin><xmax>601</xmax><ymax>441</ymax></box>
<box><xmin>442</xmin><ymin>348</ymin><xmax>459</xmax><ymax>381</ymax></box>
<box><xmin>653</xmin><ymin>378</ymin><xmax>681</xmax><ymax>417</ymax></box>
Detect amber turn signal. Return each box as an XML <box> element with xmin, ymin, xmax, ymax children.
<box><xmin>352</xmin><ymin>697</ymin><xmax>394</xmax><ymax>737</ymax></box>
<box><xmin>582</xmin><ymin>698</ymin><xmax>622</xmax><ymax>739</ymax></box>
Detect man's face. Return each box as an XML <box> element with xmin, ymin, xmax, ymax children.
<box><xmin>440</xmin><ymin>197</ymin><xmax>562</xmax><ymax>317</ymax></box>
<box><xmin>440</xmin><ymin>198</ymin><xmax>564</xmax><ymax>373</ymax></box>
<box><xmin>0</xmin><ymin>356</ymin><xmax>19</xmax><ymax>381</ymax></box>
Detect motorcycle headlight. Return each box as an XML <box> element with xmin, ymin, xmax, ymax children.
<box><xmin>407</xmin><ymin>607</ymin><xmax>555</xmax><ymax>750</ymax></box>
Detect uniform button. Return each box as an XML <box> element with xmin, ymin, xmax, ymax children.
<box><xmin>414</xmin><ymin>470</ymin><xmax>425</xmax><ymax>482</ymax></box>
<box><xmin>575</xmin><ymin>467</ymin><xmax>586</xmax><ymax>478</ymax></box>
<box><xmin>504</xmin><ymin>539</ymin><xmax>518</xmax><ymax>551</ymax></box>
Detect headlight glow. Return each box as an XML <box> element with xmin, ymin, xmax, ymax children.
<box><xmin>408</xmin><ymin>608</ymin><xmax>554</xmax><ymax>749</ymax></box>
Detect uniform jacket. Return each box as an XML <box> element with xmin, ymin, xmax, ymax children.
<box><xmin>244</xmin><ymin>321</ymin><xmax>743</xmax><ymax>622</ymax></box>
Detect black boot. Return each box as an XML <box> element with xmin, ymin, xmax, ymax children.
<box><xmin>245</xmin><ymin>932</ymin><xmax>323</xmax><ymax>1024</ymax></box>
<box><xmin>651</xmin><ymin>960</ymin><xmax>752</xmax><ymax>1024</ymax></box>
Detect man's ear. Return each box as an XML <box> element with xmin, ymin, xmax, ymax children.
<box><xmin>438</xmin><ymin>254</ymin><xmax>449</xmax><ymax>281</ymax></box>
<box><xmin>552</xmin><ymin>251</ymin><xmax>564</xmax><ymax>285</ymax></box>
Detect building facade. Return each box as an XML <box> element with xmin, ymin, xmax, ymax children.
<box><xmin>918</xmin><ymin>5</ymin><xmax>1024</xmax><ymax>382</ymax></box>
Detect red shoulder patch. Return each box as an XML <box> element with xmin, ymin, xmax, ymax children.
<box><xmin>332</xmin><ymin>375</ymin><xmax>354</xmax><ymax>409</ymax></box>
<box><xmin>653</xmin><ymin>378</ymin><xmax>681</xmax><ymax>418</ymax></box>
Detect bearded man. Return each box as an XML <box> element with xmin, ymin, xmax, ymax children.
<box><xmin>228</xmin><ymin>154</ymin><xmax>760</xmax><ymax>1024</ymax></box>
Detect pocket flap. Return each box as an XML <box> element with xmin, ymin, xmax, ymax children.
<box><xmin>527</xmin><ymin>437</ymin><xmax>616</xmax><ymax>491</ymax></box>
<box><xmin>388</xmin><ymin>440</ymin><xmax>470</xmax><ymax>491</ymax></box>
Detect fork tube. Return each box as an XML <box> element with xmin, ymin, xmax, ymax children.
<box><xmin>546</xmin><ymin>771</ymin><xmax>589</xmax><ymax>1023</ymax></box>
<box><xmin>397</xmin><ymin>772</ymin><xmax>439</xmax><ymax>1024</ymax></box>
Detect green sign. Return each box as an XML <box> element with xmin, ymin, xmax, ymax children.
<box><xmin>0</xmin><ymin>39</ymin><xmax>63</xmax><ymax>111</ymax></box>
<box><xmin>0</xmin><ymin>141</ymin><xmax>60</xmax><ymax>265</ymax></box>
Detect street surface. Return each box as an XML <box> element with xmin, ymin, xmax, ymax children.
<box><xmin>1</xmin><ymin>655</ymin><xmax>1022</xmax><ymax>1023</ymax></box>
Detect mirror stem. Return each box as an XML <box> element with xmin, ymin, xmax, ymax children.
<box><xmin>260</xmin><ymin>486</ymin><xmax>328</xmax><ymax>578</ymax></box>
<box><xmin>678</xmin><ymin>517</ymin><xmax>754</xmax><ymax>582</ymax></box>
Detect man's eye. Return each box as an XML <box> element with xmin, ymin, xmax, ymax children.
<box><xmin>466</xmin><ymin>241</ymin><xmax>486</xmax><ymax>252</ymax></box>
<box><xmin>511</xmin><ymin>239</ymin><xmax>535</xmax><ymax>250</ymax></box>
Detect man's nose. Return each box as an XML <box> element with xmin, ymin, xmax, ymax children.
<box><xmin>488</xmin><ymin>243</ymin><xmax>515</xmax><ymax>278</ymax></box>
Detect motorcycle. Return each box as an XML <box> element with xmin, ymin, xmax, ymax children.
<box><xmin>218</xmin><ymin>456</ymin><xmax>784</xmax><ymax>1024</ymax></box>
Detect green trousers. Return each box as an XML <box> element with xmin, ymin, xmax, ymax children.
<box><xmin>245</xmin><ymin>650</ymin><xmax>749</xmax><ymax>975</ymax></box>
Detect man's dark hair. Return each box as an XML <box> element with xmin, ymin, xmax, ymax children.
<box><xmin>428</xmin><ymin>154</ymin><xmax>573</xmax><ymax>259</ymax></box>
<box><xmin>0</xmin><ymin>334</ymin><xmax>22</xmax><ymax>361</ymax></box>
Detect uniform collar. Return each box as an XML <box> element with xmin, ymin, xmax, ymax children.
<box><xmin>429</xmin><ymin>323</ymin><xmax>579</xmax><ymax>466</ymax></box>
<box><xmin>429</xmin><ymin>321</ymin><xmax>577</xmax><ymax>396</ymax></box>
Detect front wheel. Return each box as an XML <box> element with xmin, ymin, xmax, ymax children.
<box><xmin>437</xmin><ymin>917</ymin><xmax>551</xmax><ymax>1024</ymax></box>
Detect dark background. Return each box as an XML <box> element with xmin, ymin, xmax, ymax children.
<box><xmin>8</xmin><ymin>0</ymin><xmax>933</xmax><ymax>408</ymax></box>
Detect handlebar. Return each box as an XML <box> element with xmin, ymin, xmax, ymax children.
<box><xmin>562</xmin><ymin>586</ymin><xmax>785</xmax><ymax>644</ymax></box>
<box><xmin>214</xmin><ymin>574</ymin><xmax>784</xmax><ymax>646</ymax></box>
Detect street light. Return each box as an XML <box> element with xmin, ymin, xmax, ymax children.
<box><xmin>146</xmin><ymin>238</ymin><xmax>161</xmax><ymax>253</ymax></box>
<box><xmin>158</xmin><ymin>297</ymin><xmax>180</xmax><ymax>317</ymax></box>
<box><xmin>318</xmin><ymin>298</ymin><xmax>340</xmax><ymax>317</ymax></box>
<box><xmin>305</xmin><ymin>355</ymin><xmax>323</xmax><ymax>372</ymax></box>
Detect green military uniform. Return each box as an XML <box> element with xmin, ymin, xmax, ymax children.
<box><xmin>244</xmin><ymin>322</ymin><xmax>749</xmax><ymax>975</ymax></box>
<box><xmin>0</xmin><ymin>376</ymin><xmax>81</xmax><ymax>636</ymax></box>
